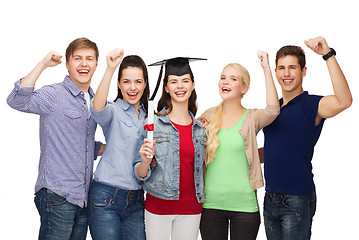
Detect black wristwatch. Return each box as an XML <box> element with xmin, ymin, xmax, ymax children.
<box><xmin>322</xmin><ymin>48</ymin><xmax>336</xmax><ymax>61</ymax></box>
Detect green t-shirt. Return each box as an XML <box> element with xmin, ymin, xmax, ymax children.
<box><xmin>203</xmin><ymin>109</ymin><xmax>258</xmax><ymax>212</ymax></box>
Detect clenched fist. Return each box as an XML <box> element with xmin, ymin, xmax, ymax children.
<box><xmin>304</xmin><ymin>36</ymin><xmax>331</xmax><ymax>56</ymax></box>
<box><xmin>41</xmin><ymin>51</ymin><xmax>62</xmax><ymax>68</ymax></box>
<box><xmin>106</xmin><ymin>48</ymin><xmax>124</xmax><ymax>70</ymax></box>
<box><xmin>257</xmin><ymin>50</ymin><xmax>270</xmax><ymax>69</ymax></box>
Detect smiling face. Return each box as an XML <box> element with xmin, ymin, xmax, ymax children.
<box><xmin>66</xmin><ymin>48</ymin><xmax>97</xmax><ymax>92</ymax></box>
<box><xmin>165</xmin><ymin>74</ymin><xmax>195</xmax><ymax>104</ymax></box>
<box><xmin>118</xmin><ymin>67</ymin><xmax>146</xmax><ymax>108</ymax></box>
<box><xmin>275</xmin><ymin>55</ymin><xmax>306</xmax><ymax>95</ymax></box>
<box><xmin>218</xmin><ymin>65</ymin><xmax>248</xmax><ymax>101</ymax></box>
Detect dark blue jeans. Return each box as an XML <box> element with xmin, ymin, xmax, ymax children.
<box><xmin>88</xmin><ymin>180</ymin><xmax>146</xmax><ymax>240</ymax></box>
<box><xmin>34</xmin><ymin>188</ymin><xmax>88</xmax><ymax>240</ymax></box>
<box><xmin>264</xmin><ymin>192</ymin><xmax>316</xmax><ymax>240</ymax></box>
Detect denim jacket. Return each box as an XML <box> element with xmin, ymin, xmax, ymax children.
<box><xmin>134</xmin><ymin>108</ymin><xmax>207</xmax><ymax>203</ymax></box>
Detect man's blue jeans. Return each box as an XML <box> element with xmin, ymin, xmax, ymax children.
<box><xmin>34</xmin><ymin>188</ymin><xmax>88</xmax><ymax>240</ymax></box>
<box><xmin>264</xmin><ymin>192</ymin><xmax>316</xmax><ymax>240</ymax></box>
<box><xmin>88</xmin><ymin>180</ymin><xmax>146</xmax><ymax>240</ymax></box>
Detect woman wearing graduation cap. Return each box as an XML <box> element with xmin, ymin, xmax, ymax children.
<box><xmin>199</xmin><ymin>51</ymin><xmax>280</xmax><ymax>240</ymax></box>
<box><xmin>88</xmin><ymin>49</ymin><xmax>149</xmax><ymax>240</ymax></box>
<box><xmin>134</xmin><ymin>57</ymin><xmax>207</xmax><ymax>240</ymax></box>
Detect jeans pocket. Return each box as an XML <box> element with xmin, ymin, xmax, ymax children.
<box><xmin>282</xmin><ymin>195</ymin><xmax>304</xmax><ymax>214</ymax></box>
<box><xmin>45</xmin><ymin>191</ymin><xmax>67</xmax><ymax>207</ymax></box>
<box><xmin>89</xmin><ymin>193</ymin><xmax>112</xmax><ymax>209</ymax></box>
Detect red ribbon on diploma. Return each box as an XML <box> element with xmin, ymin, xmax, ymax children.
<box><xmin>144</xmin><ymin>124</ymin><xmax>154</xmax><ymax>131</ymax></box>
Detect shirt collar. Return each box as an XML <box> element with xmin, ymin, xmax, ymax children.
<box><xmin>280</xmin><ymin>91</ymin><xmax>308</xmax><ymax>108</ymax></box>
<box><xmin>63</xmin><ymin>76</ymin><xmax>94</xmax><ymax>97</ymax></box>
<box><xmin>115</xmin><ymin>98</ymin><xmax>146</xmax><ymax>114</ymax></box>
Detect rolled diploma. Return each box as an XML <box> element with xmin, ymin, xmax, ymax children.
<box><xmin>146</xmin><ymin>100</ymin><xmax>154</xmax><ymax>158</ymax></box>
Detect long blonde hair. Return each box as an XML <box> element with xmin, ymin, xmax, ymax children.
<box><xmin>205</xmin><ymin>63</ymin><xmax>250</xmax><ymax>164</ymax></box>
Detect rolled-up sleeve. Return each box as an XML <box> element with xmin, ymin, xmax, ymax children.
<box><xmin>7</xmin><ymin>79</ymin><xmax>56</xmax><ymax>115</ymax></box>
<box><xmin>134</xmin><ymin>162</ymin><xmax>152</xmax><ymax>181</ymax></box>
<box><xmin>90</xmin><ymin>102</ymin><xmax>114</xmax><ymax>127</ymax></box>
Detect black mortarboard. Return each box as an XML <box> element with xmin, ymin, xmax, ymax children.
<box><xmin>148</xmin><ymin>57</ymin><xmax>206</xmax><ymax>100</ymax></box>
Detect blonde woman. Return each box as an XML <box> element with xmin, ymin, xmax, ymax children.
<box><xmin>199</xmin><ymin>51</ymin><xmax>279</xmax><ymax>240</ymax></box>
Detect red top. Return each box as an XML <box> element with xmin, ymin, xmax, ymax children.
<box><xmin>145</xmin><ymin>121</ymin><xmax>202</xmax><ymax>215</ymax></box>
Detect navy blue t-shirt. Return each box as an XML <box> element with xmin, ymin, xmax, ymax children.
<box><xmin>263</xmin><ymin>91</ymin><xmax>325</xmax><ymax>196</ymax></box>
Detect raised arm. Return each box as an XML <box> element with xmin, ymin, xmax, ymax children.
<box><xmin>257</xmin><ymin>50</ymin><xmax>279</xmax><ymax>107</ymax></box>
<box><xmin>304</xmin><ymin>36</ymin><xmax>352</xmax><ymax>125</ymax></box>
<box><xmin>92</xmin><ymin>49</ymin><xmax>124</xmax><ymax>111</ymax></box>
<box><xmin>20</xmin><ymin>51</ymin><xmax>62</xmax><ymax>87</ymax></box>
<box><xmin>252</xmin><ymin>51</ymin><xmax>280</xmax><ymax>130</ymax></box>
<box><xmin>7</xmin><ymin>51</ymin><xmax>62</xmax><ymax>114</ymax></box>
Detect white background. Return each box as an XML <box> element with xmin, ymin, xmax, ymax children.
<box><xmin>1</xmin><ymin>0</ymin><xmax>358</xmax><ymax>239</ymax></box>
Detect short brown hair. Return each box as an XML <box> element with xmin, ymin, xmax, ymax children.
<box><xmin>275</xmin><ymin>45</ymin><xmax>306</xmax><ymax>70</ymax></box>
<box><xmin>65</xmin><ymin>37</ymin><xmax>99</xmax><ymax>62</ymax></box>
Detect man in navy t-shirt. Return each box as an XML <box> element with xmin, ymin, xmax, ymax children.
<box><xmin>263</xmin><ymin>36</ymin><xmax>352</xmax><ymax>240</ymax></box>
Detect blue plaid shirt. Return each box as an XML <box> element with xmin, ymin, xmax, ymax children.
<box><xmin>7</xmin><ymin>76</ymin><xmax>101</xmax><ymax>207</ymax></box>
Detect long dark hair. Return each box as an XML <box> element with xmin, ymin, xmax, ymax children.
<box><xmin>114</xmin><ymin>55</ymin><xmax>150</xmax><ymax>113</ymax></box>
<box><xmin>157</xmin><ymin>73</ymin><xmax>198</xmax><ymax>116</ymax></box>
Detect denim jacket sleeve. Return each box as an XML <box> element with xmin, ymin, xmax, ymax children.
<box><xmin>133</xmin><ymin>118</ymin><xmax>152</xmax><ymax>181</ymax></box>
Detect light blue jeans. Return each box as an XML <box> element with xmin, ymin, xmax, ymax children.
<box><xmin>34</xmin><ymin>188</ymin><xmax>88</xmax><ymax>240</ymax></box>
<box><xmin>88</xmin><ymin>180</ymin><xmax>146</xmax><ymax>240</ymax></box>
<box><xmin>264</xmin><ymin>191</ymin><xmax>316</xmax><ymax>240</ymax></box>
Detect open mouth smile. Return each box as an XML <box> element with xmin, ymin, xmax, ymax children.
<box><xmin>78</xmin><ymin>69</ymin><xmax>89</xmax><ymax>76</ymax></box>
<box><xmin>221</xmin><ymin>87</ymin><xmax>231</xmax><ymax>93</ymax></box>
<box><xmin>127</xmin><ymin>92</ymin><xmax>139</xmax><ymax>100</ymax></box>
<box><xmin>175</xmin><ymin>91</ymin><xmax>187</xmax><ymax>97</ymax></box>
<box><xmin>282</xmin><ymin>79</ymin><xmax>294</xmax><ymax>85</ymax></box>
